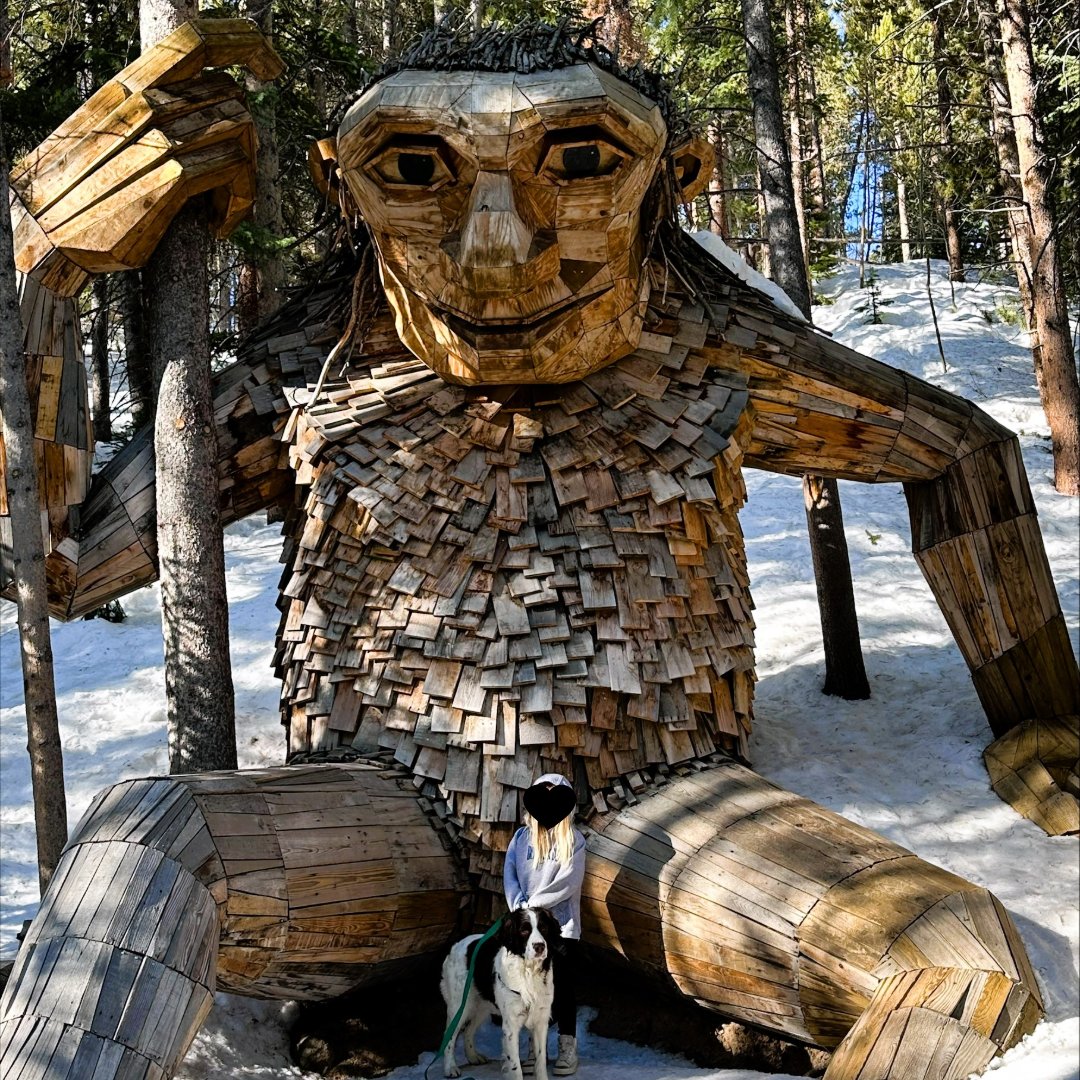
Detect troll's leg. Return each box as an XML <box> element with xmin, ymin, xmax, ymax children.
<box><xmin>0</xmin><ymin>762</ymin><xmax>466</xmax><ymax>1080</ymax></box>
<box><xmin>905</xmin><ymin>433</ymin><xmax>1080</xmax><ymax>836</ymax></box>
<box><xmin>583</xmin><ymin>762</ymin><xmax>1042</xmax><ymax>1080</ymax></box>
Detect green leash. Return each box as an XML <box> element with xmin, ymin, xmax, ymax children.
<box><xmin>425</xmin><ymin>914</ymin><xmax>506</xmax><ymax>1080</ymax></box>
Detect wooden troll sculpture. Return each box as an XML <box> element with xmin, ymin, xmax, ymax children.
<box><xmin>2</xmin><ymin>19</ymin><xmax>1078</xmax><ymax>1080</ymax></box>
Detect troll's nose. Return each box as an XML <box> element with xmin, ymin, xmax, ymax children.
<box><xmin>456</xmin><ymin>171</ymin><xmax>534</xmax><ymax>269</ymax></box>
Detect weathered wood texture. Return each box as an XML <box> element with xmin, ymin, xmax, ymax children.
<box><xmin>0</xmin><ymin>759</ymin><xmax>1042</xmax><ymax>1080</ymax></box>
<box><xmin>267</xmin><ymin>233</ymin><xmax>1077</xmax><ymax>861</ymax></box>
<box><xmin>336</xmin><ymin>65</ymin><xmax>672</xmax><ymax>386</ymax></box>
<box><xmin>584</xmin><ymin>761</ymin><xmax>1043</xmax><ymax>1077</ymax></box>
<box><xmin>274</xmin><ymin>273</ymin><xmax>760</xmax><ymax>889</ymax></box>
<box><xmin>0</xmin><ymin>253</ymin><xmax>345</xmax><ymax>616</ymax></box>
<box><xmin>984</xmin><ymin>716</ymin><xmax>1079</xmax><ymax>836</ymax></box>
<box><xmin>0</xmin><ymin>19</ymin><xmax>283</xmax><ymax>611</ymax></box>
<box><xmin>3</xmin><ymin>44</ymin><xmax>1068</xmax><ymax>1080</ymax></box>
<box><xmin>9</xmin><ymin>20</ymin><xmax>282</xmax><ymax>298</ymax></box>
<box><xmin>0</xmin><ymin>779</ymin><xmax>218</xmax><ymax>1080</ymax></box>
<box><xmin>906</xmin><ymin>437</ymin><xmax>1080</xmax><ymax>737</ymax></box>
<box><xmin>4</xmin><ymin>235</ymin><xmax>1075</xmax><ymax>830</ymax></box>
<box><xmin>0</xmin><ymin>271</ymin><xmax>90</xmax><ymax>536</ymax></box>
<box><xmin>0</xmin><ymin>764</ymin><xmax>468</xmax><ymax>1080</ymax></box>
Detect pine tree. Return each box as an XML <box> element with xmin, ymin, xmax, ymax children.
<box><xmin>140</xmin><ymin>0</ymin><xmax>238</xmax><ymax>772</ymax></box>
<box><xmin>237</xmin><ymin>0</ymin><xmax>285</xmax><ymax>338</ymax></box>
<box><xmin>742</xmin><ymin>0</ymin><xmax>871</xmax><ymax>699</ymax></box>
<box><xmin>90</xmin><ymin>276</ymin><xmax>112</xmax><ymax>443</ymax></box>
<box><xmin>0</xmin><ymin>124</ymin><xmax>68</xmax><ymax>892</ymax></box>
<box><xmin>997</xmin><ymin>0</ymin><xmax>1080</xmax><ymax>494</ymax></box>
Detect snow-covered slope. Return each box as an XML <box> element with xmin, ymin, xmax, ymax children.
<box><xmin>1</xmin><ymin>260</ymin><xmax>1077</xmax><ymax>1080</ymax></box>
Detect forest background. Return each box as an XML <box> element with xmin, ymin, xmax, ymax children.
<box><xmin>1</xmin><ymin>0</ymin><xmax>1076</xmax><ymax>456</ymax></box>
<box><xmin>0</xmin><ymin>0</ymin><xmax>1078</xmax><ymax>1073</ymax></box>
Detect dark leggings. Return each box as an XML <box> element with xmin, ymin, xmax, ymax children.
<box><xmin>552</xmin><ymin>938</ymin><xmax>579</xmax><ymax>1036</ymax></box>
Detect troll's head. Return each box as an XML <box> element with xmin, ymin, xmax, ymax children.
<box><xmin>332</xmin><ymin>23</ymin><xmax>709</xmax><ymax>385</ymax></box>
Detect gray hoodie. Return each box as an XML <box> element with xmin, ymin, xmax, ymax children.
<box><xmin>502</xmin><ymin>774</ymin><xmax>586</xmax><ymax>940</ymax></box>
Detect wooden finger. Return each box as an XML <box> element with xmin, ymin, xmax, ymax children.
<box><xmin>984</xmin><ymin>716</ymin><xmax>1080</xmax><ymax>836</ymax></box>
<box><xmin>42</xmin><ymin>132</ymin><xmax>251</xmax><ymax>274</ymax></box>
<box><xmin>34</xmin><ymin>98</ymin><xmax>253</xmax><ymax>243</ymax></box>
<box><xmin>8</xmin><ymin>193</ymin><xmax>89</xmax><ymax>296</ymax></box>
<box><xmin>12</xmin><ymin>75</ymin><xmax>246</xmax><ymax>221</ymax></box>
<box><xmin>210</xmin><ymin>157</ymin><xmax>255</xmax><ymax>238</ymax></box>
<box><xmin>13</xmin><ymin>91</ymin><xmax>159</xmax><ymax>217</ymax></box>
<box><xmin>48</xmin><ymin>161</ymin><xmax>187</xmax><ymax>272</ymax></box>
<box><xmin>118</xmin><ymin>19</ymin><xmax>283</xmax><ymax>95</ymax></box>
<box><xmin>9</xmin><ymin>82</ymin><xmax>129</xmax><ymax>190</ymax></box>
<box><xmin>156</xmin><ymin>95</ymin><xmax>250</xmax><ymax>151</ymax></box>
<box><xmin>35</xmin><ymin>137</ymin><xmax>174</xmax><ymax>237</ymax></box>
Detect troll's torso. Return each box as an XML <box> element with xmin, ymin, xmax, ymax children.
<box><xmin>274</xmin><ymin>264</ymin><xmax>761</xmax><ymax>884</ymax></box>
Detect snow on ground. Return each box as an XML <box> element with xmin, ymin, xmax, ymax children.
<box><xmin>1</xmin><ymin>259</ymin><xmax>1077</xmax><ymax>1080</ymax></box>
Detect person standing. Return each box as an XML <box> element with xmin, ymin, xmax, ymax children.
<box><xmin>504</xmin><ymin>773</ymin><xmax>587</xmax><ymax>1075</ymax></box>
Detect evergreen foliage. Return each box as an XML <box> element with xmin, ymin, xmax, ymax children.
<box><xmin>2</xmin><ymin>0</ymin><xmax>1075</xmax><ymax>428</ymax></box>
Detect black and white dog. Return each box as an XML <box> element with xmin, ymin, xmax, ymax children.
<box><xmin>440</xmin><ymin>907</ymin><xmax>562</xmax><ymax>1080</ymax></box>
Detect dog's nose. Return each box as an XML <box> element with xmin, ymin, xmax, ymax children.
<box><xmin>533</xmin><ymin>942</ymin><xmax>546</xmax><ymax>957</ymax></box>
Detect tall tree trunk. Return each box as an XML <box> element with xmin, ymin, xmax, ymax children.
<box><xmin>839</xmin><ymin>109</ymin><xmax>864</xmax><ymax>239</ymax></box>
<box><xmin>381</xmin><ymin>0</ymin><xmax>394</xmax><ymax>55</ymax></box>
<box><xmin>998</xmin><ymin>0</ymin><xmax>1080</xmax><ymax>494</ymax></box>
<box><xmin>744</xmin><ymin>0</ymin><xmax>809</xmax><ymax>312</ymax></box>
<box><xmin>121</xmin><ymin>270</ymin><xmax>155</xmax><ymax>430</ymax></box>
<box><xmin>931</xmin><ymin>9</ymin><xmax>966</xmax><ymax>282</ymax></box>
<box><xmin>0</xmin><ymin>135</ymin><xmax>68</xmax><ymax>893</ymax></box>
<box><xmin>0</xmin><ymin>0</ymin><xmax>11</xmax><ymax>88</ymax></box>
<box><xmin>858</xmin><ymin>134</ymin><xmax>870</xmax><ymax>287</ymax></box>
<box><xmin>708</xmin><ymin>120</ymin><xmax>730</xmax><ymax>240</ymax></box>
<box><xmin>802</xmin><ymin>477</ymin><xmax>869</xmax><ymax>697</ymax></box>
<box><xmin>236</xmin><ymin>0</ymin><xmax>284</xmax><ymax>340</ymax></box>
<box><xmin>894</xmin><ymin>136</ymin><xmax>913</xmax><ymax>262</ymax></box>
<box><xmin>214</xmin><ymin>245</ymin><xmax>233</xmax><ymax>335</ymax></box>
<box><xmin>796</xmin><ymin>0</ymin><xmax>828</xmax><ymax>233</ymax></box>
<box><xmin>141</xmin><ymin>0</ymin><xmax>237</xmax><ymax>772</ymax></box>
<box><xmin>742</xmin><ymin>0</ymin><xmax>870</xmax><ymax>700</ymax></box>
<box><xmin>784</xmin><ymin>0</ymin><xmax>810</xmax><ymax>278</ymax></box>
<box><xmin>981</xmin><ymin>6</ymin><xmax>1034</xmax><ymax>326</ymax></box>
<box><xmin>90</xmin><ymin>275</ymin><xmax>111</xmax><ymax>443</ymax></box>
<box><xmin>754</xmin><ymin>162</ymin><xmax>771</xmax><ymax>277</ymax></box>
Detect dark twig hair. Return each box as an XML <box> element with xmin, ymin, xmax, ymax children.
<box><xmin>335</xmin><ymin>17</ymin><xmax>693</xmax><ymax>150</ymax></box>
<box><xmin>326</xmin><ymin>19</ymin><xmax>705</xmax><ymax>354</ymax></box>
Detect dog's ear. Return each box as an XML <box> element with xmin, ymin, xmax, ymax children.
<box><xmin>499</xmin><ymin>910</ymin><xmax>520</xmax><ymax>947</ymax></box>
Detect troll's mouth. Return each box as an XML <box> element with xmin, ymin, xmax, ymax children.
<box><xmin>431</xmin><ymin>286</ymin><xmax>612</xmax><ymax>340</ymax></box>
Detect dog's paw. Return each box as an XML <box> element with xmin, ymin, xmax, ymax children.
<box><xmin>466</xmin><ymin>1050</ymin><xmax>491</xmax><ymax>1065</ymax></box>
<box><xmin>444</xmin><ymin>1064</ymin><xmax>462</xmax><ymax>1079</ymax></box>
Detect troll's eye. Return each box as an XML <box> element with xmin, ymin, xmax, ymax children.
<box><xmin>398</xmin><ymin>153</ymin><xmax>436</xmax><ymax>184</ymax></box>
<box><xmin>366</xmin><ymin>143</ymin><xmax>454</xmax><ymax>191</ymax></box>
<box><xmin>541</xmin><ymin>135</ymin><xmax>628</xmax><ymax>184</ymax></box>
<box><xmin>562</xmin><ymin>144</ymin><xmax>601</xmax><ymax>178</ymax></box>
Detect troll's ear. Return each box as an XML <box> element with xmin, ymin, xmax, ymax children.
<box><xmin>308</xmin><ymin>137</ymin><xmax>358</xmax><ymax>216</ymax></box>
<box><xmin>670</xmin><ymin>134</ymin><xmax>713</xmax><ymax>204</ymax></box>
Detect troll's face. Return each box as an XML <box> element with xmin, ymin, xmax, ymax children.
<box><xmin>337</xmin><ymin>64</ymin><xmax>673</xmax><ymax>385</ymax></box>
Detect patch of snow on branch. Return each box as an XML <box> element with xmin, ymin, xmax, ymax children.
<box><xmin>689</xmin><ymin>230</ymin><xmax>807</xmax><ymax>322</ymax></box>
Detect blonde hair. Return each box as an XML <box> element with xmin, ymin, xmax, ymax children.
<box><xmin>525</xmin><ymin>811</ymin><xmax>576</xmax><ymax>866</ymax></box>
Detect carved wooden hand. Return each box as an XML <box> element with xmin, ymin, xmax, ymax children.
<box><xmin>8</xmin><ymin>19</ymin><xmax>283</xmax><ymax>298</ymax></box>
